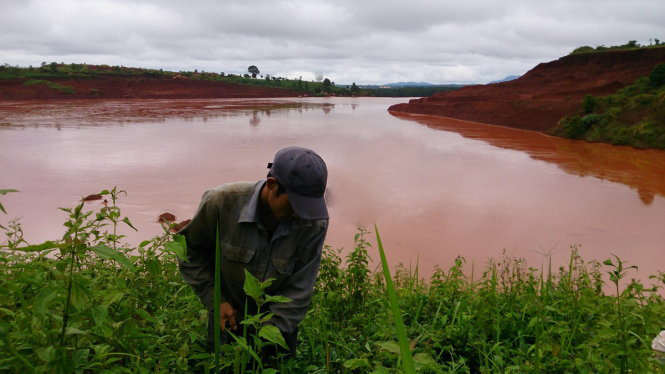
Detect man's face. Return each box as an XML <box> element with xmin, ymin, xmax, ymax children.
<box><xmin>266</xmin><ymin>179</ymin><xmax>296</xmax><ymax>221</ymax></box>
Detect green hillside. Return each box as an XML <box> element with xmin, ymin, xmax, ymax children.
<box><xmin>552</xmin><ymin>63</ymin><xmax>665</xmax><ymax>149</ymax></box>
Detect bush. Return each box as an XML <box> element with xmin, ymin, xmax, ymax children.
<box><xmin>570</xmin><ymin>46</ymin><xmax>594</xmax><ymax>55</ymax></box>
<box><xmin>583</xmin><ymin>94</ymin><xmax>597</xmax><ymax>114</ymax></box>
<box><xmin>649</xmin><ymin>63</ymin><xmax>665</xmax><ymax>87</ymax></box>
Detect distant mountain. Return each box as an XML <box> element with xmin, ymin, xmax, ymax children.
<box><xmin>382</xmin><ymin>81</ymin><xmax>434</xmax><ymax>87</ymax></box>
<box><xmin>489</xmin><ymin>75</ymin><xmax>520</xmax><ymax>84</ymax></box>
<box><xmin>359</xmin><ymin>82</ymin><xmax>458</xmax><ymax>89</ymax></box>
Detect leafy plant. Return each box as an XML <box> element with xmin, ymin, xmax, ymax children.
<box><xmin>1</xmin><ymin>192</ymin><xmax>664</xmax><ymax>372</ymax></box>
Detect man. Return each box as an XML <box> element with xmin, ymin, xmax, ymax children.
<box><xmin>178</xmin><ymin>146</ymin><xmax>329</xmax><ymax>356</ymax></box>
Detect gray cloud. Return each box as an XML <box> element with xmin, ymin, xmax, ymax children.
<box><xmin>1</xmin><ymin>0</ymin><xmax>664</xmax><ymax>84</ymax></box>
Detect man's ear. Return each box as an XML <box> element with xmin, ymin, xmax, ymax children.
<box><xmin>265</xmin><ymin>177</ymin><xmax>278</xmax><ymax>191</ymax></box>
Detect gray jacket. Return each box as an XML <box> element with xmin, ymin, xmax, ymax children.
<box><xmin>178</xmin><ymin>181</ymin><xmax>328</xmax><ymax>334</ymax></box>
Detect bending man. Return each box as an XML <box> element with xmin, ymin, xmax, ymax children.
<box><xmin>178</xmin><ymin>146</ymin><xmax>329</xmax><ymax>356</ymax></box>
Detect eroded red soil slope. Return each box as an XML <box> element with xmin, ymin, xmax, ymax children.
<box><xmin>389</xmin><ymin>47</ymin><xmax>665</xmax><ymax>131</ymax></box>
<box><xmin>0</xmin><ymin>75</ymin><xmax>301</xmax><ymax>100</ymax></box>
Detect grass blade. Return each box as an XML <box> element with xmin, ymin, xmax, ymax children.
<box><xmin>374</xmin><ymin>223</ymin><xmax>416</xmax><ymax>374</ymax></box>
<box><xmin>214</xmin><ymin>223</ymin><xmax>221</xmax><ymax>372</ymax></box>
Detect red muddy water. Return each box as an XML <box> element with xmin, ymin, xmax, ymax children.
<box><xmin>1</xmin><ymin>98</ymin><xmax>664</xmax><ymax>284</ymax></box>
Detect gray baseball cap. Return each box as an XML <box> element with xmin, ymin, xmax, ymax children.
<box><xmin>267</xmin><ymin>146</ymin><xmax>328</xmax><ymax>220</ymax></box>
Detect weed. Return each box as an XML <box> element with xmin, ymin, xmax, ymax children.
<box><xmin>0</xmin><ymin>189</ymin><xmax>664</xmax><ymax>372</ymax></box>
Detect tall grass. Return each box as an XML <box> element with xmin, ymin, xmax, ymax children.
<box><xmin>0</xmin><ymin>188</ymin><xmax>664</xmax><ymax>372</ymax></box>
<box><xmin>374</xmin><ymin>224</ymin><xmax>416</xmax><ymax>373</ymax></box>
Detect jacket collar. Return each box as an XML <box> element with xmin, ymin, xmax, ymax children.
<box><xmin>238</xmin><ymin>181</ymin><xmax>264</xmax><ymax>224</ymax></box>
<box><xmin>238</xmin><ymin>180</ymin><xmax>312</xmax><ymax>229</ymax></box>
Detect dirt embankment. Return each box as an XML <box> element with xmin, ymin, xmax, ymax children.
<box><xmin>389</xmin><ymin>47</ymin><xmax>665</xmax><ymax>131</ymax></box>
<box><xmin>0</xmin><ymin>75</ymin><xmax>302</xmax><ymax>100</ymax></box>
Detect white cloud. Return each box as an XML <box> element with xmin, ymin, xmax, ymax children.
<box><xmin>1</xmin><ymin>0</ymin><xmax>664</xmax><ymax>84</ymax></box>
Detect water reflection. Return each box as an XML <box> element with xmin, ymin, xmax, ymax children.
<box><xmin>0</xmin><ymin>99</ymin><xmax>336</xmax><ymax>128</ymax></box>
<box><xmin>1</xmin><ymin>98</ymin><xmax>663</xmax><ymax>285</ymax></box>
<box><xmin>391</xmin><ymin>112</ymin><xmax>665</xmax><ymax>205</ymax></box>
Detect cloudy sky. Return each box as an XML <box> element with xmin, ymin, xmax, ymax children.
<box><xmin>2</xmin><ymin>0</ymin><xmax>664</xmax><ymax>85</ymax></box>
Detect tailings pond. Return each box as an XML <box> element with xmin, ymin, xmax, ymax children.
<box><xmin>1</xmin><ymin>97</ymin><xmax>664</xmax><ymax>282</ymax></box>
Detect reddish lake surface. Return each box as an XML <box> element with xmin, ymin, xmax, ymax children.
<box><xmin>1</xmin><ymin>97</ymin><xmax>664</xmax><ymax>284</ymax></box>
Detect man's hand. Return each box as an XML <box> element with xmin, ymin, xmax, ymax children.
<box><xmin>220</xmin><ymin>302</ymin><xmax>237</xmax><ymax>331</ymax></box>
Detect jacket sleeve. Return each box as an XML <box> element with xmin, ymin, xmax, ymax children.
<box><xmin>268</xmin><ymin>220</ymin><xmax>329</xmax><ymax>334</ymax></box>
<box><xmin>177</xmin><ymin>190</ymin><xmax>227</xmax><ymax>311</ymax></box>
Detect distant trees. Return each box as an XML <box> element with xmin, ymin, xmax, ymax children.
<box><xmin>248</xmin><ymin>65</ymin><xmax>260</xmax><ymax>78</ymax></box>
<box><xmin>322</xmin><ymin>78</ymin><xmax>331</xmax><ymax>92</ymax></box>
<box><xmin>351</xmin><ymin>82</ymin><xmax>360</xmax><ymax>94</ymax></box>
<box><xmin>570</xmin><ymin>39</ymin><xmax>664</xmax><ymax>55</ymax></box>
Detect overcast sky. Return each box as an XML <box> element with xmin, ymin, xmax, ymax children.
<box><xmin>1</xmin><ymin>0</ymin><xmax>664</xmax><ymax>85</ymax></box>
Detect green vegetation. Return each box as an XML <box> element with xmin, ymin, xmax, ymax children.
<box><xmin>1</xmin><ymin>189</ymin><xmax>664</xmax><ymax>373</ymax></box>
<box><xmin>552</xmin><ymin>63</ymin><xmax>665</xmax><ymax>149</ymax></box>
<box><xmin>22</xmin><ymin>79</ymin><xmax>76</xmax><ymax>94</ymax></box>
<box><xmin>570</xmin><ymin>40</ymin><xmax>664</xmax><ymax>55</ymax></box>
<box><xmin>0</xmin><ymin>63</ymin><xmax>459</xmax><ymax>97</ymax></box>
<box><xmin>363</xmin><ymin>85</ymin><xmax>462</xmax><ymax>98</ymax></box>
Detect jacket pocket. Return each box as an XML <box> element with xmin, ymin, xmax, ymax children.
<box><xmin>272</xmin><ymin>256</ymin><xmax>296</xmax><ymax>275</ymax></box>
<box><xmin>221</xmin><ymin>243</ymin><xmax>255</xmax><ymax>263</ymax></box>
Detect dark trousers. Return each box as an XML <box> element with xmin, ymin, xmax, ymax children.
<box><xmin>206</xmin><ymin>309</ymin><xmax>298</xmax><ymax>358</ymax></box>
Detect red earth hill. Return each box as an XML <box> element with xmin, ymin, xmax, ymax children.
<box><xmin>389</xmin><ymin>47</ymin><xmax>665</xmax><ymax>132</ymax></box>
<box><xmin>0</xmin><ymin>74</ymin><xmax>301</xmax><ymax>100</ymax></box>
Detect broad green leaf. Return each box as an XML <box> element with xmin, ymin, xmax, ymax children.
<box><xmin>102</xmin><ymin>289</ymin><xmax>125</xmax><ymax>307</ymax></box>
<box><xmin>122</xmin><ymin>217</ymin><xmax>138</xmax><ymax>231</ymax></box>
<box><xmin>240</xmin><ymin>313</ymin><xmax>263</xmax><ymax>326</ymax></box>
<box><xmin>377</xmin><ymin>341</ymin><xmax>401</xmax><ymax>354</ymax></box>
<box><xmin>144</xmin><ymin>258</ymin><xmax>161</xmax><ymax>276</ymax></box>
<box><xmin>178</xmin><ymin>342</ymin><xmax>189</xmax><ymax>357</ymax></box>
<box><xmin>134</xmin><ymin>309</ymin><xmax>156</xmax><ymax>322</ymax></box>
<box><xmin>90</xmin><ymin>244</ymin><xmax>136</xmax><ymax>271</ymax></box>
<box><xmin>34</xmin><ymin>287</ymin><xmax>59</xmax><ymax>316</ymax></box>
<box><xmin>264</xmin><ymin>295</ymin><xmax>292</xmax><ymax>304</ymax></box>
<box><xmin>0</xmin><ymin>308</ymin><xmax>14</xmax><ymax>317</ymax></box>
<box><xmin>343</xmin><ymin>358</ymin><xmax>370</xmax><ymax>370</ymax></box>
<box><xmin>261</xmin><ymin>278</ymin><xmax>274</xmax><ymax>289</ymax></box>
<box><xmin>165</xmin><ymin>234</ymin><xmax>188</xmax><ymax>262</ymax></box>
<box><xmin>413</xmin><ymin>353</ymin><xmax>443</xmax><ymax>373</ymax></box>
<box><xmin>0</xmin><ymin>189</ymin><xmax>18</xmax><ymax>214</ymax></box>
<box><xmin>260</xmin><ymin>312</ymin><xmax>275</xmax><ymax>323</ymax></box>
<box><xmin>65</xmin><ymin>326</ymin><xmax>88</xmax><ymax>335</ymax></box>
<box><xmin>71</xmin><ymin>279</ymin><xmax>92</xmax><ymax>311</ymax></box>
<box><xmin>258</xmin><ymin>325</ymin><xmax>289</xmax><ymax>350</ymax></box>
<box><xmin>92</xmin><ymin>305</ymin><xmax>113</xmax><ymax>338</ymax></box>
<box><xmin>243</xmin><ymin>269</ymin><xmax>263</xmax><ymax>302</ymax></box>
<box><xmin>13</xmin><ymin>241</ymin><xmax>62</xmax><ymax>252</ymax></box>
<box><xmin>92</xmin><ymin>344</ymin><xmax>112</xmax><ymax>359</ymax></box>
<box><xmin>72</xmin><ymin>349</ymin><xmax>90</xmax><ymax>366</ymax></box>
<box><xmin>261</xmin><ymin>369</ymin><xmax>278</xmax><ymax>374</ymax></box>
<box><xmin>227</xmin><ymin>330</ymin><xmax>262</xmax><ymax>363</ymax></box>
<box><xmin>370</xmin><ymin>367</ymin><xmax>390</xmax><ymax>374</ymax></box>
<box><xmin>36</xmin><ymin>345</ymin><xmax>56</xmax><ymax>363</ymax></box>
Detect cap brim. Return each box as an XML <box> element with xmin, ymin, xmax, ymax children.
<box><xmin>287</xmin><ymin>191</ymin><xmax>329</xmax><ymax>220</ymax></box>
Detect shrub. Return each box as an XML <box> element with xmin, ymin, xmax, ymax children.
<box><xmin>583</xmin><ymin>94</ymin><xmax>597</xmax><ymax>114</ymax></box>
<box><xmin>649</xmin><ymin>63</ymin><xmax>665</xmax><ymax>87</ymax></box>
